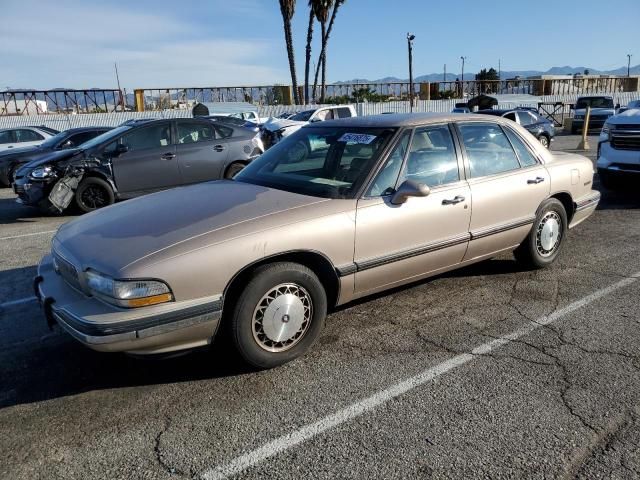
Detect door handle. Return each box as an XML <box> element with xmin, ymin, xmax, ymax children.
<box><xmin>527</xmin><ymin>176</ymin><xmax>545</xmax><ymax>184</ymax></box>
<box><xmin>213</xmin><ymin>144</ymin><xmax>226</xmax><ymax>152</ymax></box>
<box><xmin>442</xmin><ymin>195</ymin><xmax>465</xmax><ymax>205</ymax></box>
<box><xmin>161</xmin><ymin>153</ymin><xmax>176</xmax><ymax>160</ymax></box>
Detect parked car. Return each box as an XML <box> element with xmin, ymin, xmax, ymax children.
<box><xmin>13</xmin><ymin>118</ymin><xmax>264</xmax><ymax>213</ymax></box>
<box><xmin>476</xmin><ymin>108</ymin><xmax>555</xmax><ymax>147</ymax></box>
<box><xmin>276</xmin><ymin>111</ymin><xmax>299</xmax><ymax>119</ymax></box>
<box><xmin>0</xmin><ymin>127</ymin><xmax>111</xmax><ymax>187</ymax></box>
<box><xmin>0</xmin><ymin>126</ymin><xmax>57</xmax><ymax>152</ymax></box>
<box><xmin>451</xmin><ymin>107</ymin><xmax>471</xmax><ymax>114</ymax></box>
<box><xmin>261</xmin><ymin>105</ymin><xmax>357</xmax><ymax>149</ymax></box>
<box><xmin>597</xmin><ymin>108</ymin><xmax>640</xmax><ymax>189</ymax></box>
<box><xmin>616</xmin><ymin>99</ymin><xmax>640</xmax><ymax>114</ymax></box>
<box><xmin>571</xmin><ymin>96</ymin><xmax>615</xmax><ymax>134</ymax></box>
<box><xmin>204</xmin><ymin>115</ymin><xmax>259</xmax><ymax>132</ymax></box>
<box><xmin>34</xmin><ymin>113</ymin><xmax>598</xmax><ymax>368</ymax></box>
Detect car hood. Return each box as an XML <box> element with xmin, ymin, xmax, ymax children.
<box><xmin>53</xmin><ymin>180</ymin><xmax>330</xmax><ymax>275</ymax></box>
<box><xmin>15</xmin><ymin>148</ymin><xmax>81</xmax><ymax>174</ymax></box>
<box><xmin>574</xmin><ymin>107</ymin><xmax>614</xmax><ymax>116</ymax></box>
<box><xmin>609</xmin><ymin>108</ymin><xmax>640</xmax><ymax>124</ymax></box>
<box><xmin>262</xmin><ymin>117</ymin><xmax>307</xmax><ymax>132</ymax></box>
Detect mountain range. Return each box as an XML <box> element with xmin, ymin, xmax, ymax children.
<box><xmin>336</xmin><ymin>64</ymin><xmax>640</xmax><ymax>84</ymax></box>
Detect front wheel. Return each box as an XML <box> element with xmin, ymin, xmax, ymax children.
<box><xmin>230</xmin><ymin>262</ymin><xmax>327</xmax><ymax>369</ymax></box>
<box><xmin>514</xmin><ymin>198</ymin><xmax>567</xmax><ymax>269</ymax></box>
<box><xmin>538</xmin><ymin>135</ymin><xmax>550</xmax><ymax>148</ymax></box>
<box><xmin>75</xmin><ymin>177</ymin><xmax>115</xmax><ymax>213</ymax></box>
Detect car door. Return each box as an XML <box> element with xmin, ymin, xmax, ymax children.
<box><xmin>111</xmin><ymin>121</ymin><xmax>180</xmax><ymax>195</ymax></box>
<box><xmin>0</xmin><ymin>130</ymin><xmax>16</xmax><ymax>151</ymax></box>
<box><xmin>175</xmin><ymin>120</ymin><xmax>229</xmax><ymax>183</ymax></box>
<box><xmin>15</xmin><ymin>129</ymin><xmax>45</xmax><ymax>149</ymax></box>
<box><xmin>354</xmin><ymin>125</ymin><xmax>471</xmax><ymax>296</ymax></box>
<box><xmin>455</xmin><ymin>122</ymin><xmax>550</xmax><ymax>261</ymax></box>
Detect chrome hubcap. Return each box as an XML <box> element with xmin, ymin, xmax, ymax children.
<box><xmin>252</xmin><ymin>283</ymin><xmax>312</xmax><ymax>352</ymax></box>
<box><xmin>536</xmin><ymin>212</ymin><xmax>562</xmax><ymax>257</ymax></box>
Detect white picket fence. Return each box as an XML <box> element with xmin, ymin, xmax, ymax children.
<box><xmin>1</xmin><ymin>92</ymin><xmax>638</xmax><ymax>130</ymax></box>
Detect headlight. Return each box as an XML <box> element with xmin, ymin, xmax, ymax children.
<box><xmin>29</xmin><ymin>165</ymin><xmax>55</xmax><ymax>179</ymax></box>
<box><xmin>85</xmin><ymin>269</ymin><xmax>173</xmax><ymax>308</ymax></box>
<box><xmin>601</xmin><ymin>122</ymin><xmax>611</xmax><ymax>139</ymax></box>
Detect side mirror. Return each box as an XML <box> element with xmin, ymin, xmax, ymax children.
<box><xmin>60</xmin><ymin>140</ymin><xmax>74</xmax><ymax>149</ymax></box>
<box><xmin>390</xmin><ymin>180</ymin><xmax>430</xmax><ymax>205</ymax></box>
<box><xmin>113</xmin><ymin>143</ymin><xmax>129</xmax><ymax>156</ymax></box>
<box><xmin>309</xmin><ymin>117</ymin><xmax>322</xmax><ymax>123</ymax></box>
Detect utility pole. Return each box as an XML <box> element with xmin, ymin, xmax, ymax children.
<box><xmin>407</xmin><ymin>33</ymin><xmax>415</xmax><ymax>112</ymax></box>
<box><xmin>114</xmin><ymin>62</ymin><xmax>123</xmax><ymax>111</ymax></box>
<box><xmin>460</xmin><ymin>56</ymin><xmax>466</xmax><ymax>95</ymax></box>
<box><xmin>628</xmin><ymin>54</ymin><xmax>633</xmax><ymax>77</ymax></box>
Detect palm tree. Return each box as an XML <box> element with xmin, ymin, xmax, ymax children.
<box><xmin>311</xmin><ymin>0</ymin><xmax>332</xmax><ymax>102</ymax></box>
<box><xmin>278</xmin><ymin>0</ymin><xmax>301</xmax><ymax>105</ymax></box>
<box><xmin>304</xmin><ymin>3</ymin><xmax>315</xmax><ymax>105</ymax></box>
<box><xmin>312</xmin><ymin>0</ymin><xmax>345</xmax><ymax>103</ymax></box>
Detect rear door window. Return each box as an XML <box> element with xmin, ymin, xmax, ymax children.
<box><xmin>176</xmin><ymin>122</ymin><xmax>216</xmax><ymax>144</ymax></box>
<box><xmin>504</xmin><ymin>127</ymin><xmax>539</xmax><ymax>167</ymax></box>
<box><xmin>16</xmin><ymin>129</ymin><xmax>44</xmax><ymax>142</ymax></box>
<box><xmin>458</xmin><ymin>123</ymin><xmax>521</xmax><ymax>178</ymax></box>
<box><xmin>337</xmin><ymin>107</ymin><xmax>353</xmax><ymax>118</ymax></box>
<box><xmin>0</xmin><ymin>131</ymin><xmax>14</xmax><ymax>144</ymax></box>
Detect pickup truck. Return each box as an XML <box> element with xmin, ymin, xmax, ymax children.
<box><xmin>597</xmin><ymin>108</ymin><xmax>640</xmax><ymax>189</ymax></box>
<box><xmin>261</xmin><ymin>105</ymin><xmax>357</xmax><ymax>149</ymax></box>
<box><xmin>571</xmin><ymin>96</ymin><xmax>616</xmax><ymax>134</ymax></box>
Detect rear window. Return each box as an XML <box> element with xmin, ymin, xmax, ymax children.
<box><xmin>575</xmin><ymin>97</ymin><xmax>614</xmax><ymax>109</ymax></box>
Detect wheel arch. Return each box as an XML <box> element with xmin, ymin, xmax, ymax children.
<box><xmin>81</xmin><ymin>170</ymin><xmax>117</xmax><ymax>194</ymax></box>
<box><xmin>548</xmin><ymin>191</ymin><xmax>574</xmax><ymax>224</ymax></box>
<box><xmin>222</xmin><ymin>250</ymin><xmax>341</xmax><ymax>316</ymax></box>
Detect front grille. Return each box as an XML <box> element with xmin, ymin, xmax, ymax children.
<box><xmin>611</xmin><ymin>133</ymin><xmax>640</xmax><ymax>151</ymax></box>
<box><xmin>589</xmin><ymin>115</ymin><xmax>609</xmax><ymax>122</ymax></box>
<box><xmin>612</xmin><ymin>124</ymin><xmax>640</xmax><ymax>131</ymax></box>
<box><xmin>54</xmin><ymin>252</ymin><xmax>82</xmax><ymax>291</ymax></box>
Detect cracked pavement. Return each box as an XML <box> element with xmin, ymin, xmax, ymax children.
<box><xmin>1</xmin><ymin>134</ymin><xmax>639</xmax><ymax>479</ymax></box>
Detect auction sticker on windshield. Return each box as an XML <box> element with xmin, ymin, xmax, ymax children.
<box><xmin>338</xmin><ymin>133</ymin><xmax>377</xmax><ymax>144</ymax></box>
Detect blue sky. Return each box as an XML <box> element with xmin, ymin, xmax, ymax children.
<box><xmin>1</xmin><ymin>0</ymin><xmax>638</xmax><ymax>90</ymax></box>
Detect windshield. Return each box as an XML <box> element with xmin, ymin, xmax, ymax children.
<box><xmin>289</xmin><ymin>109</ymin><xmax>316</xmax><ymax>122</ymax></box>
<box><xmin>78</xmin><ymin>125</ymin><xmax>132</xmax><ymax>150</ymax></box>
<box><xmin>575</xmin><ymin>97</ymin><xmax>614</xmax><ymax>109</ymax></box>
<box><xmin>235</xmin><ymin>126</ymin><xmax>396</xmax><ymax>199</ymax></box>
<box><xmin>38</xmin><ymin>131</ymin><xmax>69</xmax><ymax>149</ymax></box>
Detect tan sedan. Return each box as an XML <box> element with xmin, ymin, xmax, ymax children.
<box><xmin>36</xmin><ymin>113</ymin><xmax>600</xmax><ymax>368</ymax></box>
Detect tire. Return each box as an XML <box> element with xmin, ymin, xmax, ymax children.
<box><xmin>224</xmin><ymin>161</ymin><xmax>246</xmax><ymax>179</ymax></box>
<box><xmin>74</xmin><ymin>177</ymin><xmax>115</xmax><ymax>213</ymax></box>
<box><xmin>514</xmin><ymin>198</ymin><xmax>568</xmax><ymax>269</ymax></box>
<box><xmin>230</xmin><ymin>262</ymin><xmax>327</xmax><ymax>369</ymax></box>
<box><xmin>538</xmin><ymin>135</ymin><xmax>550</xmax><ymax>148</ymax></box>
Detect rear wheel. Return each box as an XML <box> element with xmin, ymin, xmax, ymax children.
<box><xmin>224</xmin><ymin>161</ymin><xmax>246</xmax><ymax>179</ymax></box>
<box><xmin>75</xmin><ymin>177</ymin><xmax>115</xmax><ymax>213</ymax></box>
<box><xmin>514</xmin><ymin>198</ymin><xmax>567</xmax><ymax>269</ymax></box>
<box><xmin>230</xmin><ymin>262</ymin><xmax>327</xmax><ymax>369</ymax></box>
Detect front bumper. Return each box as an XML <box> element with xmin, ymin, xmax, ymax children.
<box><xmin>597</xmin><ymin>142</ymin><xmax>640</xmax><ymax>178</ymax></box>
<box><xmin>13</xmin><ymin>176</ymin><xmax>52</xmax><ymax>206</ymax></box>
<box><xmin>572</xmin><ymin>118</ymin><xmax>609</xmax><ymax>131</ymax></box>
<box><xmin>35</xmin><ymin>254</ymin><xmax>223</xmax><ymax>354</ymax></box>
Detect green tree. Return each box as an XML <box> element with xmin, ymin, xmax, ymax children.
<box><xmin>278</xmin><ymin>0</ymin><xmax>301</xmax><ymax>105</ymax></box>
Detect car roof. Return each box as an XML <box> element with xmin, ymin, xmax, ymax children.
<box><xmin>312</xmin><ymin>112</ymin><xmax>502</xmax><ymax>128</ymax></box>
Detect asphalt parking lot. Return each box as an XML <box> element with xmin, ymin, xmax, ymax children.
<box><xmin>1</xmin><ymin>133</ymin><xmax>640</xmax><ymax>479</ymax></box>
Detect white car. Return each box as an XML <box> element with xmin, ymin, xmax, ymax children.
<box><xmin>597</xmin><ymin>108</ymin><xmax>640</xmax><ymax>189</ymax></box>
<box><xmin>0</xmin><ymin>126</ymin><xmax>56</xmax><ymax>152</ymax></box>
<box><xmin>261</xmin><ymin>105</ymin><xmax>357</xmax><ymax>148</ymax></box>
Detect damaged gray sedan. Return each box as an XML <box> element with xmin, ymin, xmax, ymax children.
<box><xmin>13</xmin><ymin>118</ymin><xmax>264</xmax><ymax>213</ymax></box>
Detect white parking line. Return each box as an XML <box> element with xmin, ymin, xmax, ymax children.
<box><xmin>0</xmin><ymin>296</ymin><xmax>36</xmax><ymax>309</ymax></box>
<box><xmin>203</xmin><ymin>271</ymin><xmax>640</xmax><ymax>480</ymax></box>
<box><xmin>0</xmin><ymin>230</ymin><xmax>56</xmax><ymax>241</ymax></box>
